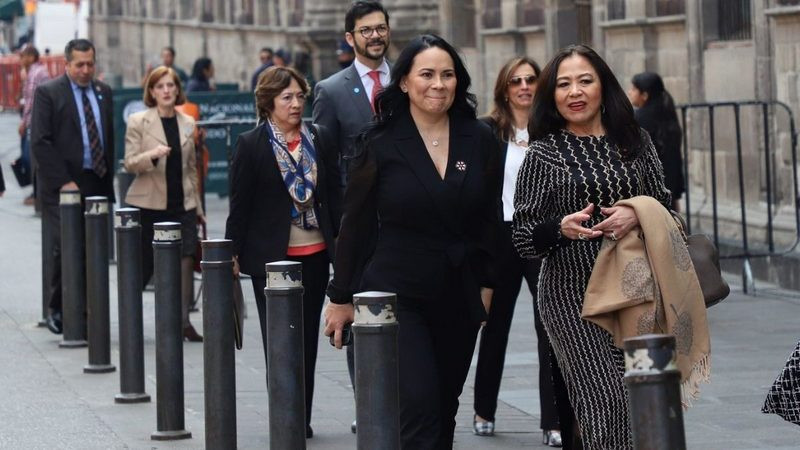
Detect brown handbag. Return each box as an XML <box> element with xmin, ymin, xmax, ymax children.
<box><xmin>671</xmin><ymin>211</ymin><xmax>730</xmax><ymax>307</ymax></box>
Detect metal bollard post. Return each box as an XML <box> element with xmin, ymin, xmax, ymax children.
<box><xmin>39</xmin><ymin>211</ymin><xmax>51</xmax><ymax>327</ymax></box>
<box><xmin>114</xmin><ymin>208</ymin><xmax>150</xmax><ymax>403</ymax></box>
<box><xmin>201</xmin><ymin>239</ymin><xmax>237</xmax><ymax>449</ymax></box>
<box><xmin>84</xmin><ymin>196</ymin><xmax>115</xmax><ymax>373</ymax></box>
<box><xmin>353</xmin><ymin>292</ymin><xmax>400</xmax><ymax>450</ymax></box>
<box><xmin>151</xmin><ymin>222</ymin><xmax>192</xmax><ymax>441</ymax></box>
<box><xmin>623</xmin><ymin>334</ymin><xmax>686</xmax><ymax>450</ymax></box>
<box><xmin>265</xmin><ymin>261</ymin><xmax>305</xmax><ymax>450</ymax></box>
<box><xmin>59</xmin><ymin>189</ymin><xmax>88</xmax><ymax>347</ymax></box>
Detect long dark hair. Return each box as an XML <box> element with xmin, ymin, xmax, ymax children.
<box><xmin>360</xmin><ymin>34</ymin><xmax>476</xmax><ymax>145</ymax></box>
<box><xmin>631</xmin><ymin>71</ymin><xmax>679</xmax><ymax>126</ymax></box>
<box><xmin>488</xmin><ymin>56</ymin><xmax>541</xmax><ymax>142</ymax></box>
<box><xmin>190</xmin><ymin>57</ymin><xmax>212</xmax><ymax>82</ymax></box>
<box><xmin>530</xmin><ymin>44</ymin><xmax>642</xmax><ymax>159</ymax></box>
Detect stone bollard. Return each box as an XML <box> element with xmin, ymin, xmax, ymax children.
<box><xmin>83</xmin><ymin>196</ymin><xmax>115</xmax><ymax>373</ymax></box>
<box><xmin>353</xmin><ymin>291</ymin><xmax>400</xmax><ymax>450</ymax></box>
<box><xmin>59</xmin><ymin>189</ymin><xmax>87</xmax><ymax>347</ymax></box>
<box><xmin>114</xmin><ymin>208</ymin><xmax>150</xmax><ymax>403</ymax></box>
<box><xmin>201</xmin><ymin>239</ymin><xmax>237</xmax><ymax>449</ymax></box>
<box><xmin>623</xmin><ymin>334</ymin><xmax>687</xmax><ymax>450</ymax></box>
<box><xmin>265</xmin><ymin>261</ymin><xmax>306</xmax><ymax>450</ymax></box>
<box><xmin>151</xmin><ymin>222</ymin><xmax>191</xmax><ymax>441</ymax></box>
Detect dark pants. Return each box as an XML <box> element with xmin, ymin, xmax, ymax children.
<box><xmin>44</xmin><ymin>170</ymin><xmax>110</xmax><ymax>313</ymax></box>
<box><xmin>474</xmin><ymin>222</ymin><xmax>564</xmax><ymax>430</ymax></box>
<box><xmin>396</xmin><ymin>294</ymin><xmax>480</xmax><ymax>449</ymax></box>
<box><xmin>250</xmin><ymin>250</ymin><xmax>329</xmax><ymax>426</ymax></box>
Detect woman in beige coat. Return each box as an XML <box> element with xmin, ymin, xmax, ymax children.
<box><xmin>124</xmin><ymin>66</ymin><xmax>204</xmax><ymax>342</ymax></box>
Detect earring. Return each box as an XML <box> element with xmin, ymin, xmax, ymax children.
<box><xmin>401</xmin><ymin>86</ymin><xmax>408</xmax><ymax>93</ymax></box>
<box><xmin>504</xmin><ymin>97</ymin><xmax>509</xmax><ymax>102</ymax></box>
<box><xmin>601</xmin><ymin>104</ymin><xmax>606</xmax><ymax>114</ymax></box>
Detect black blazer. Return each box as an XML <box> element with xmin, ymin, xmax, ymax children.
<box><xmin>480</xmin><ymin>116</ymin><xmax>514</xmax><ymax>222</ymax></box>
<box><xmin>225</xmin><ymin>123</ymin><xmax>342</xmax><ymax>278</ymax></box>
<box><xmin>30</xmin><ymin>74</ymin><xmax>115</xmax><ymax>205</ymax></box>
<box><xmin>326</xmin><ymin>110</ymin><xmax>500</xmax><ymax>323</ymax></box>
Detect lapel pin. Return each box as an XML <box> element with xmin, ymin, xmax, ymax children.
<box><xmin>353</xmin><ymin>87</ymin><xmax>360</xmax><ymax>94</ymax></box>
<box><xmin>455</xmin><ymin>161</ymin><xmax>467</xmax><ymax>171</ymax></box>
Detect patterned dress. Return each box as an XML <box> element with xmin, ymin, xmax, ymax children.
<box><xmin>512</xmin><ymin>130</ymin><xmax>671</xmax><ymax>449</ymax></box>
<box><xmin>763</xmin><ymin>340</ymin><xmax>800</xmax><ymax>426</ymax></box>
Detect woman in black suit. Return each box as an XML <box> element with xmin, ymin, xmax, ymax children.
<box><xmin>224</xmin><ymin>66</ymin><xmax>341</xmax><ymax>439</ymax></box>
<box><xmin>474</xmin><ymin>56</ymin><xmax>571</xmax><ymax>447</ymax></box>
<box><xmin>323</xmin><ymin>34</ymin><xmax>499</xmax><ymax>449</ymax></box>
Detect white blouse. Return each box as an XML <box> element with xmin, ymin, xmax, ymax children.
<box><xmin>502</xmin><ymin>127</ymin><xmax>529</xmax><ymax>222</ymax></box>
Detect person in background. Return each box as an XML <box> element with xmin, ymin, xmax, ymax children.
<box><xmin>186</xmin><ymin>57</ymin><xmax>215</xmax><ymax>92</ymax></box>
<box><xmin>628</xmin><ymin>71</ymin><xmax>685</xmax><ymax>211</ymax></box>
<box><xmin>273</xmin><ymin>48</ymin><xmax>290</xmax><ymax>68</ymax></box>
<box><xmin>123</xmin><ymin>66</ymin><xmax>204</xmax><ymax>342</ymax></box>
<box><xmin>251</xmin><ymin>46</ymin><xmax>274</xmax><ymax>91</ymax></box>
<box><xmin>160</xmin><ymin>46</ymin><xmax>188</xmax><ymax>84</ymax></box>
<box><xmin>323</xmin><ymin>34</ymin><xmax>499</xmax><ymax>448</ymax></box>
<box><xmin>31</xmin><ymin>39</ymin><xmax>116</xmax><ymax>335</ymax></box>
<box><xmin>474</xmin><ymin>56</ymin><xmax>568</xmax><ymax>447</ymax></box>
<box><xmin>225</xmin><ymin>66</ymin><xmax>341</xmax><ymax>439</ymax></box>
<box><xmin>18</xmin><ymin>44</ymin><xmax>50</xmax><ymax>206</ymax></box>
<box><xmin>312</xmin><ymin>0</ymin><xmax>392</xmax><ymax>433</ymax></box>
<box><xmin>336</xmin><ymin>39</ymin><xmax>355</xmax><ymax>69</ymax></box>
<box><xmin>513</xmin><ymin>44</ymin><xmax>672</xmax><ymax>449</ymax></box>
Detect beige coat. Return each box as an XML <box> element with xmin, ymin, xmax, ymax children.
<box><xmin>124</xmin><ymin>108</ymin><xmax>202</xmax><ymax>214</ymax></box>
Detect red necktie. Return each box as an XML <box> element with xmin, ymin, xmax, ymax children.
<box><xmin>367</xmin><ymin>70</ymin><xmax>383</xmax><ymax>112</ymax></box>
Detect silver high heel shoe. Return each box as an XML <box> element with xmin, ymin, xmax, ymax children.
<box><xmin>472</xmin><ymin>415</ymin><xmax>495</xmax><ymax>436</ymax></box>
<box><xmin>543</xmin><ymin>430</ymin><xmax>562</xmax><ymax>447</ymax></box>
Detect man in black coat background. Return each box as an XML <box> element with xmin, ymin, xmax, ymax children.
<box><xmin>31</xmin><ymin>38</ymin><xmax>115</xmax><ymax>334</ymax></box>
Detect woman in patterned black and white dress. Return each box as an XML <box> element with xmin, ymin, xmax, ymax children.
<box><xmin>512</xmin><ymin>45</ymin><xmax>671</xmax><ymax>449</ymax></box>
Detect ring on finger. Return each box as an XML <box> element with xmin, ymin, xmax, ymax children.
<box><xmin>610</xmin><ymin>231</ymin><xmax>618</xmax><ymax>241</ymax></box>
<box><xmin>577</xmin><ymin>232</ymin><xmax>588</xmax><ymax>241</ymax></box>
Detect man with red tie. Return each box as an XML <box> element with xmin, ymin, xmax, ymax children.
<box><xmin>31</xmin><ymin>39</ymin><xmax>115</xmax><ymax>334</ymax></box>
<box><xmin>311</xmin><ymin>0</ymin><xmax>392</xmax><ymax>434</ymax></box>
<box><xmin>313</xmin><ymin>0</ymin><xmax>391</xmax><ymax>187</ymax></box>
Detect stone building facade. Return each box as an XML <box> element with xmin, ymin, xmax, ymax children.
<box><xmin>90</xmin><ymin>0</ymin><xmax>800</xmax><ymax>285</ymax></box>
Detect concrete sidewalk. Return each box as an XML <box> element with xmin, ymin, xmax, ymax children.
<box><xmin>1</xmin><ymin>111</ymin><xmax>799</xmax><ymax>448</ymax></box>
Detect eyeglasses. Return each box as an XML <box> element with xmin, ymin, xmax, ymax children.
<box><xmin>508</xmin><ymin>75</ymin><xmax>537</xmax><ymax>86</ymax></box>
<box><xmin>351</xmin><ymin>24</ymin><xmax>389</xmax><ymax>39</ymax></box>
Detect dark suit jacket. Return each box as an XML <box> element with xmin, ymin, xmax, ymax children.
<box><xmin>30</xmin><ymin>74</ymin><xmax>115</xmax><ymax>205</ymax></box>
<box><xmin>326</xmin><ymin>110</ymin><xmax>500</xmax><ymax>323</ymax></box>
<box><xmin>313</xmin><ymin>62</ymin><xmax>391</xmax><ymax>184</ymax></box>
<box><xmin>224</xmin><ymin>123</ymin><xmax>342</xmax><ymax>278</ymax></box>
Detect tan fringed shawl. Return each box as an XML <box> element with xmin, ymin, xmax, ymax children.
<box><xmin>582</xmin><ymin>196</ymin><xmax>711</xmax><ymax>405</ymax></box>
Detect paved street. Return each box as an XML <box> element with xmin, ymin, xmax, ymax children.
<box><xmin>1</xmin><ymin>111</ymin><xmax>799</xmax><ymax>448</ymax></box>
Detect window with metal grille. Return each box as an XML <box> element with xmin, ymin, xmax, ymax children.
<box><xmin>718</xmin><ymin>0</ymin><xmax>751</xmax><ymax>40</ymax></box>
<box><xmin>483</xmin><ymin>0</ymin><xmax>502</xmax><ymax>28</ymax></box>
<box><xmin>776</xmin><ymin>0</ymin><xmax>800</xmax><ymax>5</ymax></box>
<box><xmin>517</xmin><ymin>0</ymin><xmax>545</xmax><ymax>27</ymax></box>
<box><xmin>576</xmin><ymin>0</ymin><xmax>593</xmax><ymax>45</ymax></box>
<box><xmin>655</xmin><ymin>0</ymin><xmax>685</xmax><ymax>15</ymax></box>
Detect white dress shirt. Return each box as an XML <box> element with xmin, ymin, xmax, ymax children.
<box><xmin>353</xmin><ymin>58</ymin><xmax>391</xmax><ymax>104</ymax></box>
<box><xmin>502</xmin><ymin>127</ymin><xmax>529</xmax><ymax>222</ymax></box>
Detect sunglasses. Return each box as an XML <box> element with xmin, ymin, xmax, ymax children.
<box><xmin>508</xmin><ymin>75</ymin><xmax>537</xmax><ymax>86</ymax></box>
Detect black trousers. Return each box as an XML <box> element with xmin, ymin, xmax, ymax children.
<box><xmin>396</xmin><ymin>294</ymin><xmax>480</xmax><ymax>449</ymax></box>
<box><xmin>474</xmin><ymin>222</ymin><xmax>563</xmax><ymax>429</ymax></box>
<box><xmin>44</xmin><ymin>170</ymin><xmax>110</xmax><ymax>312</ymax></box>
<box><xmin>250</xmin><ymin>250</ymin><xmax>329</xmax><ymax>426</ymax></box>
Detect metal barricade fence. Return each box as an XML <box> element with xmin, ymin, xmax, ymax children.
<box><xmin>678</xmin><ymin>100</ymin><xmax>800</xmax><ymax>292</ymax></box>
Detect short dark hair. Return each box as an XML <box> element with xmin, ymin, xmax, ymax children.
<box><xmin>162</xmin><ymin>46</ymin><xmax>176</xmax><ymax>57</ymax></box>
<box><xmin>345</xmin><ymin>0</ymin><xmax>389</xmax><ymax>32</ymax></box>
<box><xmin>254</xmin><ymin>66</ymin><xmax>310</xmax><ymax>121</ymax></box>
<box><xmin>260</xmin><ymin>47</ymin><xmax>273</xmax><ymax>55</ymax></box>
<box><xmin>20</xmin><ymin>44</ymin><xmax>40</xmax><ymax>61</ymax></box>
<box><xmin>190</xmin><ymin>57</ymin><xmax>213</xmax><ymax>81</ymax></box>
<box><xmin>65</xmin><ymin>39</ymin><xmax>95</xmax><ymax>62</ymax></box>
<box><xmin>530</xmin><ymin>44</ymin><xmax>642</xmax><ymax>159</ymax></box>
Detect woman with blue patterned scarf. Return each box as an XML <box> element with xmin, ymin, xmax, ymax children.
<box><xmin>225</xmin><ymin>66</ymin><xmax>342</xmax><ymax>439</ymax></box>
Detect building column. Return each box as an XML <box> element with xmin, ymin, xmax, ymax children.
<box><xmin>753</xmin><ymin>0</ymin><xmax>773</xmax><ymax>102</ymax></box>
<box><xmin>685</xmin><ymin>0</ymin><xmax>704</xmax><ymax>103</ymax></box>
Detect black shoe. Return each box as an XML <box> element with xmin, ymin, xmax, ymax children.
<box><xmin>306</xmin><ymin>425</ymin><xmax>313</xmax><ymax>439</ymax></box>
<box><xmin>46</xmin><ymin>311</ymin><xmax>63</xmax><ymax>334</ymax></box>
<box><xmin>351</xmin><ymin>420</ymin><xmax>357</xmax><ymax>434</ymax></box>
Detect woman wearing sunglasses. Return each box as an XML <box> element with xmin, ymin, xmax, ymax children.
<box><xmin>473</xmin><ymin>56</ymin><xmax>570</xmax><ymax>447</ymax></box>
